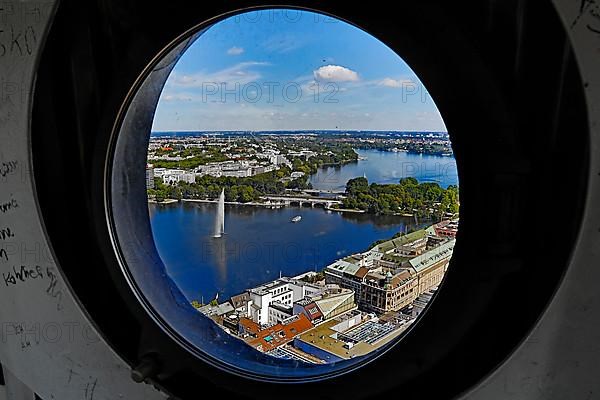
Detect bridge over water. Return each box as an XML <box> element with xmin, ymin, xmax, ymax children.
<box><xmin>260</xmin><ymin>195</ymin><xmax>343</xmax><ymax>208</ymax></box>
<box><xmin>291</xmin><ymin>189</ymin><xmax>346</xmax><ymax>195</ymax></box>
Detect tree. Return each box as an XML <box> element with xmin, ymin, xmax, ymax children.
<box><xmin>190</xmin><ymin>300</ymin><xmax>202</xmax><ymax>309</ymax></box>
<box><xmin>238</xmin><ymin>186</ymin><xmax>256</xmax><ymax>203</ymax></box>
<box><xmin>225</xmin><ymin>186</ymin><xmax>239</xmax><ymax>202</ymax></box>
<box><xmin>399</xmin><ymin>177</ymin><xmax>418</xmax><ymax>186</ymax></box>
<box><xmin>341</xmin><ymin>176</ymin><xmax>459</xmax><ymax>218</ymax></box>
<box><xmin>346</xmin><ymin>177</ymin><xmax>369</xmax><ymax>195</ymax></box>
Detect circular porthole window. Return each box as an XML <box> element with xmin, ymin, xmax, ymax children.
<box><xmin>31</xmin><ymin>0</ymin><xmax>591</xmax><ymax>398</ymax></box>
<box><xmin>108</xmin><ymin>8</ymin><xmax>458</xmax><ymax>381</ymax></box>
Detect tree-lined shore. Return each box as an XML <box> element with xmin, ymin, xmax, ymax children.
<box><xmin>340</xmin><ymin>177</ymin><xmax>459</xmax><ymax>218</ymax></box>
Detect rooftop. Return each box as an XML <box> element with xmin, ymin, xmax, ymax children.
<box><xmin>355</xmin><ymin>267</ymin><xmax>369</xmax><ymax>279</ymax></box>
<box><xmin>198</xmin><ymin>302</ymin><xmax>234</xmax><ymax>317</ymax></box>
<box><xmin>270</xmin><ymin>302</ymin><xmax>293</xmax><ymax>313</ymax></box>
<box><xmin>363</xmin><ymin>268</ymin><xmax>413</xmax><ymax>289</ymax></box>
<box><xmin>408</xmin><ymin>239</ymin><xmax>455</xmax><ymax>272</ymax></box>
<box><xmin>239</xmin><ymin>317</ymin><xmax>261</xmax><ymax>335</ymax></box>
<box><xmin>376</xmin><ymin>229</ymin><xmax>428</xmax><ymax>254</ymax></box>
<box><xmin>279</xmin><ymin>276</ymin><xmax>322</xmax><ymax>291</ymax></box>
<box><xmin>343</xmin><ymin>255</ymin><xmax>363</xmax><ymax>264</ymax></box>
<box><xmin>266</xmin><ymin>346</ymin><xmax>323</xmax><ymax>364</ymax></box>
<box><xmin>391</xmin><ymin>270</ymin><xmax>413</xmax><ymax>287</ymax></box>
<box><xmin>246</xmin><ymin>313</ymin><xmax>314</xmax><ymax>353</ymax></box>
<box><xmin>230</xmin><ymin>292</ymin><xmax>250</xmax><ymax>309</ymax></box>
<box><xmin>325</xmin><ymin>260</ymin><xmax>361</xmax><ymax>276</ymax></box>
<box><xmin>338</xmin><ymin>320</ymin><xmax>405</xmax><ymax>345</ymax></box>
<box><xmin>380</xmin><ymin>253</ymin><xmax>411</xmax><ymax>264</ymax></box>
<box><xmin>249</xmin><ymin>279</ymin><xmax>291</xmax><ymax>295</ymax></box>
<box><xmin>301</xmin><ymin>302</ymin><xmax>324</xmax><ymax>322</ymax></box>
<box><xmin>296</xmin><ymin>317</ymin><xmax>405</xmax><ymax>360</ymax></box>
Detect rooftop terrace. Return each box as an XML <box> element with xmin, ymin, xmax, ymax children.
<box><xmin>296</xmin><ymin>317</ymin><xmax>405</xmax><ymax>360</ymax></box>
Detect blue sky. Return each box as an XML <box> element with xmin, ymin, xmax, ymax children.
<box><xmin>152</xmin><ymin>9</ymin><xmax>447</xmax><ymax>132</ymax></box>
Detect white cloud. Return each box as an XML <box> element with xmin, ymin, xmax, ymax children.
<box><xmin>262</xmin><ymin>111</ymin><xmax>288</xmax><ymax>121</ymax></box>
<box><xmin>313</xmin><ymin>65</ymin><xmax>359</xmax><ymax>82</ymax></box>
<box><xmin>162</xmin><ymin>93</ymin><xmax>193</xmax><ymax>102</ymax></box>
<box><xmin>175</xmin><ymin>75</ymin><xmax>197</xmax><ymax>85</ymax></box>
<box><xmin>227</xmin><ymin>46</ymin><xmax>244</xmax><ymax>56</ymax></box>
<box><xmin>168</xmin><ymin>61</ymin><xmax>271</xmax><ymax>88</ymax></box>
<box><xmin>377</xmin><ymin>77</ymin><xmax>414</xmax><ymax>88</ymax></box>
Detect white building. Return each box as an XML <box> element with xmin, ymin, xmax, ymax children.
<box><xmin>221</xmin><ymin>165</ymin><xmax>253</xmax><ymax>178</ymax></box>
<box><xmin>196</xmin><ymin>161</ymin><xmax>259</xmax><ymax>178</ymax></box>
<box><xmin>146</xmin><ymin>164</ymin><xmax>154</xmax><ymax>189</ymax></box>
<box><xmin>270</xmin><ymin>154</ymin><xmax>291</xmax><ymax>167</ymax></box>
<box><xmin>162</xmin><ymin>169</ymin><xmax>196</xmax><ymax>185</ymax></box>
<box><xmin>247</xmin><ymin>278</ymin><xmax>322</xmax><ymax>325</ymax></box>
<box><xmin>290</xmin><ymin>171</ymin><xmax>305</xmax><ymax>179</ymax></box>
<box><xmin>153</xmin><ymin>167</ymin><xmax>166</xmax><ymax>178</ymax></box>
<box><xmin>288</xmin><ymin>150</ymin><xmax>317</xmax><ymax>160</ymax></box>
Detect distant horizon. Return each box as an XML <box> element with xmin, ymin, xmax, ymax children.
<box><xmin>150</xmin><ymin>129</ymin><xmax>449</xmax><ymax>134</ymax></box>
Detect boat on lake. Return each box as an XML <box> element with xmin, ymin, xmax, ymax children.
<box><xmin>291</xmin><ymin>215</ymin><xmax>302</xmax><ymax>223</ymax></box>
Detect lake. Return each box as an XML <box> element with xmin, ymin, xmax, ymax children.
<box><xmin>309</xmin><ymin>149</ymin><xmax>458</xmax><ymax>191</ymax></box>
<box><xmin>149</xmin><ymin>149</ymin><xmax>457</xmax><ymax>302</ymax></box>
